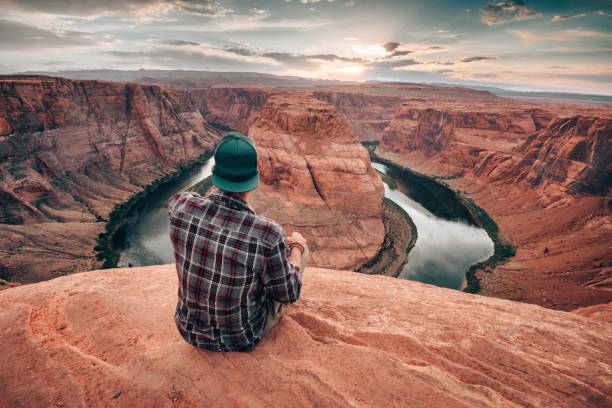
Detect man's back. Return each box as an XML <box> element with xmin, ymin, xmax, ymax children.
<box><xmin>169</xmin><ymin>190</ymin><xmax>302</xmax><ymax>352</ymax></box>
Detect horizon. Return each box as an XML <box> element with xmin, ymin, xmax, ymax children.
<box><xmin>1</xmin><ymin>0</ymin><xmax>611</xmax><ymax>95</ymax></box>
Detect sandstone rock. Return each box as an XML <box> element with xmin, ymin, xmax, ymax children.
<box><xmin>0</xmin><ymin>265</ymin><xmax>610</xmax><ymax>407</ymax></box>
<box><xmin>573</xmin><ymin>301</ymin><xmax>612</xmax><ymax>323</ymax></box>
<box><xmin>516</xmin><ymin>115</ymin><xmax>612</xmax><ymax>197</ymax></box>
<box><xmin>248</xmin><ymin>93</ymin><xmax>385</xmax><ymax>270</ymax></box>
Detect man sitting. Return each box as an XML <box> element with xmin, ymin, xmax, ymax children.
<box><xmin>169</xmin><ymin>131</ymin><xmax>308</xmax><ymax>352</ymax></box>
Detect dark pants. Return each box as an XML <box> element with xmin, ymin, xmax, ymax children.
<box><xmin>261</xmin><ymin>299</ymin><xmax>283</xmax><ymax>338</ymax></box>
<box><xmin>261</xmin><ymin>248</ymin><xmax>308</xmax><ymax>338</ymax></box>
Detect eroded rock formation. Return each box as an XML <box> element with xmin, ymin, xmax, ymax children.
<box><xmin>1</xmin><ymin>265</ymin><xmax>610</xmax><ymax>407</ymax></box>
<box><xmin>0</xmin><ymin>76</ymin><xmax>221</xmax><ymax>282</ymax></box>
<box><xmin>249</xmin><ymin>93</ymin><xmax>385</xmax><ymax>269</ymax></box>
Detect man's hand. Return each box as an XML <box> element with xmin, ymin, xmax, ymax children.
<box><xmin>287</xmin><ymin>231</ymin><xmax>308</xmax><ymax>271</ymax></box>
<box><xmin>287</xmin><ymin>231</ymin><xmax>307</xmax><ymax>250</ymax></box>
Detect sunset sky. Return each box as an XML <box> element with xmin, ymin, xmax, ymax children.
<box><xmin>1</xmin><ymin>0</ymin><xmax>611</xmax><ymax>95</ymax></box>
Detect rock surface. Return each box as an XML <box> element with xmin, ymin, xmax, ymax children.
<box><xmin>0</xmin><ymin>76</ymin><xmax>221</xmax><ymax>282</ymax></box>
<box><xmin>377</xmin><ymin>96</ymin><xmax>612</xmax><ymax>310</ymax></box>
<box><xmin>249</xmin><ymin>93</ymin><xmax>385</xmax><ymax>269</ymax></box>
<box><xmin>1</xmin><ymin>264</ymin><xmax>610</xmax><ymax>407</ymax></box>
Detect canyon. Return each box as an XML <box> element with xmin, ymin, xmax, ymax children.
<box><xmin>1</xmin><ymin>72</ymin><xmax>611</xmax><ymax>407</ymax></box>
<box><xmin>378</xmin><ymin>96</ymin><xmax>611</xmax><ymax>310</ymax></box>
<box><xmin>0</xmin><ymin>76</ymin><xmax>386</xmax><ymax>282</ymax></box>
<box><xmin>1</xmin><ymin>74</ymin><xmax>611</xmax><ymax>311</ymax></box>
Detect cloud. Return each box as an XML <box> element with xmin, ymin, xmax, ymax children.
<box><xmin>369</xmin><ymin>58</ymin><xmax>420</xmax><ymax>69</ymax></box>
<box><xmin>390</xmin><ymin>50</ymin><xmax>412</xmax><ymax>57</ymax></box>
<box><xmin>223</xmin><ymin>45</ymin><xmax>253</xmax><ymax>56</ymax></box>
<box><xmin>460</xmin><ymin>56</ymin><xmax>497</xmax><ymax>63</ymax></box>
<box><xmin>171</xmin><ymin>13</ymin><xmax>329</xmax><ymax>32</ymax></box>
<box><xmin>0</xmin><ymin>19</ymin><xmax>106</xmax><ymax>51</ymax></box>
<box><xmin>480</xmin><ymin>1</ymin><xmax>542</xmax><ymax>25</ymax></box>
<box><xmin>382</xmin><ymin>42</ymin><xmax>400</xmax><ymax>52</ymax></box>
<box><xmin>508</xmin><ymin>29</ymin><xmax>611</xmax><ymax>41</ymax></box>
<box><xmin>164</xmin><ymin>39</ymin><xmax>200</xmax><ymax>46</ymax></box>
<box><xmin>552</xmin><ymin>13</ymin><xmax>586</xmax><ymax>21</ymax></box>
<box><xmin>105</xmin><ymin>46</ymin><xmax>279</xmax><ymax>70</ymax></box>
<box><xmin>261</xmin><ymin>52</ymin><xmax>363</xmax><ymax>71</ymax></box>
<box><xmin>0</xmin><ymin>0</ymin><xmax>233</xmax><ymax>18</ymax></box>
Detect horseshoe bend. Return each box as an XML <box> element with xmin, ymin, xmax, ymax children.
<box><xmin>0</xmin><ymin>75</ymin><xmax>611</xmax><ymax>406</ymax></box>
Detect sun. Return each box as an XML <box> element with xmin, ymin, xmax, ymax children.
<box><xmin>338</xmin><ymin>65</ymin><xmax>364</xmax><ymax>74</ymax></box>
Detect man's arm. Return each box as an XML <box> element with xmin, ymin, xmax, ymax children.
<box><xmin>261</xmin><ymin>232</ymin><xmax>307</xmax><ymax>304</ymax></box>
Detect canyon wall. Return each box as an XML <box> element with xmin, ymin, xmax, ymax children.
<box><xmin>187</xmin><ymin>87</ymin><xmax>270</xmax><ymax>134</ymax></box>
<box><xmin>0</xmin><ymin>76</ymin><xmax>222</xmax><ymax>282</ymax></box>
<box><xmin>379</xmin><ymin>97</ymin><xmax>612</xmax><ymax>310</ymax></box>
<box><xmin>249</xmin><ymin>93</ymin><xmax>385</xmax><ymax>269</ymax></box>
<box><xmin>1</xmin><ymin>264</ymin><xmax>610</xmax><ymax>407</ymax></box>
<box><xmin>312</xmin><ymin>91</ymin><xmax>404</xmax><ymax>141</ymax></box>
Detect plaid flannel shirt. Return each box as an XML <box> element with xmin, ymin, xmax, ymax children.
<box><xmin>169</xmin><ymin>190</ymin><xmax>302</xmax><ymax>352</ymax></box>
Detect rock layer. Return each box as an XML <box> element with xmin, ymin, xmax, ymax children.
<box><xmin>0</xmin><ymin>265</ymin><xmax>610</xmax><ymax>407</ymax></box>
<box><xmin>0</xmin><ymin>76</ymin><xmax>221</xmax><ymax>282</ymax></box>
<box><xmin>248</xmin><ymin>93</ymin><xmax>385</xmax><ymax>269</ymax></box>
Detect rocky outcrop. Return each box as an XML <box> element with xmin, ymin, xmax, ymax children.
<box><xmin>0</xmin><ymin>76</ymin><xmax>221</xmax><ymax>282</ymax></box>
<box><xmin>517</xmin><ymin>116</ymin><xmax>611</xmax><ymax>196</ymax></box>
<box><xmin>1</xmin><ymin>264</ymin><xmax>610</xmax><ymax>407</ymax></box>
<box><xmin>249</xmin><ymin>93</ymin><xmax>385</xmax><ymax>270</ymax></box>
<box><xmin>377</xmin><ymin>96</ymin><xmax>612</xmax><ymax>310</ymax></box>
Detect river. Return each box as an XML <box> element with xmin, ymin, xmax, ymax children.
<box><xmin>119</xmin><ymin>158</ymin><xmax>493</xmax><ymax>290</ymax></box>
<box><xmin>372</xmin><ymin>162</ymin><xmax>494</xmax><ymax>289</ymax></box>
<box><xmin>118</xmin><ymin>158</ymin><xmax>215</xmax><ymax>267</ymax></box>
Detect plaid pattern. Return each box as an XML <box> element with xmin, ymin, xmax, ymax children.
<box><xmin>169</xmin><ymin>190</ymin><xmax>302</xmax><ymax>352</ymax></box>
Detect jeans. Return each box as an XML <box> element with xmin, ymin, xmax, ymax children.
<box><xmin>261</xmin><ymin>248</ymin><xmax>309</xmax><ymax>338</ymax></box>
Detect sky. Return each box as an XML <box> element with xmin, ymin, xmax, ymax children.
<box><xmin>1</xmin><ymin>0</ymin><xmax>611</xmax><ymax>95</ymax></box>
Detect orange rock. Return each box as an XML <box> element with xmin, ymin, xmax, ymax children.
<box><xmin>248</xmin><ymin>93</ymin><xmax>385</xmax><ymax>270</ymax></box>
<box><xmin>0</xmin><ymin>265</ymin><xmax>610</xmax><ymax>407</ymax></box>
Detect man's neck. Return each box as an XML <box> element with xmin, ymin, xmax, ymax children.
<box><xmin>230</xmin><ymin>191</ymin><xmax>249</xmax><ymax>202</ymax></box>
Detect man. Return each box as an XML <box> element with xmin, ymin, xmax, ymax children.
<box><xmin>169</xmin><ymin>131</ymin><xmax>308</xmax><ymax>352</ymax></box>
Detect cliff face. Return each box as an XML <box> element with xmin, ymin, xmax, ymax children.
<box><xmin>1</xmin><ymin>265</ymin><xmax>610</xmax><ymax>407</ymax></box>
<box><xmin>0</xmin><ymin>76</ymin><xmax>221</xmax><ymax>282</ymax></box>
<box><xmin>187</xmin><ymin>87</ymin><xmax>270</xmax><ymax>134</ymax></box>
<box><xmin>312</xmin><ymin>91</ymin><xmax>405</xmax><ymax>141</ymax></box>
<box><xmin>377</xmin><ymin>98</ymin><xmax>612</xmax><ymax>310</ymax></box>
<box><xmin>248</xmin><ymin>93</ymin><xmax>385</xmax><ymax>270</ymax></box>
<box><xmin>517</xmin><ymin>116</ymin><xmax>611</xmax><ymax>196</ymax></box>
<box><xmin>380</xmin><ymin>103</ymin><xmax>554</xmax><ymax>175</ymax></box>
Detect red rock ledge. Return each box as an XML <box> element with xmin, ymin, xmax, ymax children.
<box><xmin>1</xmin><ymin>265</ymin><xmax>610</xmax><ymax>407</ymax></box>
